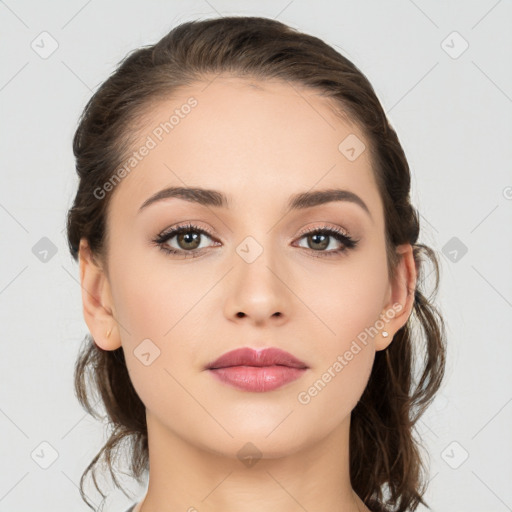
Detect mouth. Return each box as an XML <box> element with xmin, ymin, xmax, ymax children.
<box><xmin>205</xmin><ymin>347</ymin><xmax>309</xmax><ymax>392</ymax></box>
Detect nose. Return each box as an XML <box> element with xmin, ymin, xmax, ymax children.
<box><xmin>223</xmin><ymin>249</ymin><xmax>292</xmax><ymax>327</ymax></box>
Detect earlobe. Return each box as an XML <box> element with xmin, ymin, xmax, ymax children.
<box><xmin>78</xmin><ymin>238</ymin><xmax>121</xmax><ymax>351</ymax></box>
<box><xmin>375</xmin><ymin>243</ymin><xmax>417</xmax><ymax>351</ymax></box>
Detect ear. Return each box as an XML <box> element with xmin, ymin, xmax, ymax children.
<box><xmin>78</xmin><ymin>238</ymin><xmax>121</xmax><ymax>350</ymax></box>
<box><xmin>376</xmin><ymin>243</ymin><xmax>417</xmax><ymax>351</ymax></box>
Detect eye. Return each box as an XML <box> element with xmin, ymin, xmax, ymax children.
<box><xmin>152</xmin><ymin>223</ymin><xmax>219</xmax><ymax>258</ymax></box>
<box><xmin>294</xmin><ymin>225</ymin><xmax>359</xmax><ymax>257</ymax></box>
<box><xmin>152</xmin><ymin>222</ymin><xmax>359</xmax><ymax>259</ymax></box>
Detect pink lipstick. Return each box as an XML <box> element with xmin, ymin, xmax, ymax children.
<box><xmin>205</xmin><ymin>347</ymin><xmax>308</xmax><ymax>392</ymax></box>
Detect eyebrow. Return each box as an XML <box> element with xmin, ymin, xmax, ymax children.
<box><xmin>138</xmin><ymin>186</ymin><xmax>372</xmax><ymax>220</ymax></box>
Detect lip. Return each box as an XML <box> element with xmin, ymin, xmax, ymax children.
<box><xmin>206</xmin><ymin>347</ymin><xmax>308</xmax><ymax>370</ymax></box>
<box><xmin>205</xmin><ymin>347</ymin><xmax>308</xmax><ymax>392</ymax></box>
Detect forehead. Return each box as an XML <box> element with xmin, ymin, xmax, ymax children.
<box><xmin>107</xmin><ymin>75</ymin><xmax>381</xmax><ymax>221</ymax></box>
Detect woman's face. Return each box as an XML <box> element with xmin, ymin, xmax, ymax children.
<box><xmin>84</xmin><ymin>76</ymin><xmax>408</xmax><ymax>458</ymax></box>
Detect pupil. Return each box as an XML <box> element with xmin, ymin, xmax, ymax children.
<box><xmin>179</xmin><ymin>231</ymin><xmax>200</xmax><ymax>249</ymax></box>
<box><xmin>310</xmin><ymin>234</ymin><xmax>328</xmax><ymax>250</ymax></box>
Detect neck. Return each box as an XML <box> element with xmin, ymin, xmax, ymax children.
<box><xmin>135</xmin><ymin>411</ymin><xmax>369</xmax><ymax>512</ymax></box>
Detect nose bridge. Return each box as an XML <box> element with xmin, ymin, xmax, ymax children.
<box><xmin>225</xmin><ymin>226</ymin><xmax>291</xmax><ymax>322</ymax></box>
<box><xmin>236</xmin><ymin>230</ymin><xmax>280</xmax><ymax>292</ymax></box>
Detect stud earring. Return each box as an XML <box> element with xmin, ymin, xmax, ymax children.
<box><xmin>382</xmin><ymin>330</ymin><xmax>389</xmax><ymax>338</ymax></box>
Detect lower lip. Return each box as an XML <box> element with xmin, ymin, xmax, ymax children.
<box><xmin>208</xmin><ymin>365</ymin><xmax>307</xmax><ymax>392</ymax></box>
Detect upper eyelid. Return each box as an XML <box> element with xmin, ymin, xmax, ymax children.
<box><xmin>158</xmin><ymin>223</ymin><xmax>353</xmax><ymax>245</ymax></box>
<box><xmin>159</xmin><ymin>222</ymin><xmax>349</xmax><ymax>235</ymax></box>
<box><xmin>158</xmin><ymin>223</ymin><xmax>216</xmax><ymax>239</ymax></box>
<box><xmin>296</xmin><ymin>224</ymin><xmax>350</xmax><ymax>238</ymax></box>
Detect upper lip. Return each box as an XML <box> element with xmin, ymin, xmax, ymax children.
<box><xmin>205</xmin><ymin>347</ymin><xmax>308</xmax><ymax>370</ymax></box>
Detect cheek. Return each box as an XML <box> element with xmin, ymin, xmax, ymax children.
<box><xmin>293</xmin><ymin>251</ymin><xmax>387</xmax><ymax>408</ymax></box>
<box><xmin>302</xmin><ymin>250</ymin><xmax>389</xmax><ymax>347</ymax></box>
<box><xmin>108</xmin><ymin>249</ymin><xmax>208</xmax><ymax>411</ymax></box>
<box><xmin>295</xmin><ymin>344</ymin><xmax>375</xmax><ymax>433</ymax></box>
<box><xmin>109</xmin><ymin>245</ymin><xmax>205</xmax><ymax>341</ymax></box>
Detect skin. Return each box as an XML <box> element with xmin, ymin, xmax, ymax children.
<box><xmin>79</xmin><ymin>75</ymin><xmax>416</xmax><ymax>512</ymax></box>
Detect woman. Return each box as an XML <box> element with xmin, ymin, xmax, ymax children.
<box><xmin>66</xmin><ymin>15</ymin><xmax>446</xmax><ymax>512</ymax></box>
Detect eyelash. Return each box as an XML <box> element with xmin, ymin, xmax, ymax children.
<box><xmin>152</xmin><ymin>222</ymin><xmax>359</xmax><ymax>259</ymax></box>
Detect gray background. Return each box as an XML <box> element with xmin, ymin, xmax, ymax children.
<box><xmin>1</xmin><ymin>0</ymin><xmax>511</xmax><ymax>511</ymax></box>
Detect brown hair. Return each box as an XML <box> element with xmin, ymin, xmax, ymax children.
<box><xmin>66</xmin><ymin>15</ymin><xmax>446</xmax><ymax>512</ymax></box>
